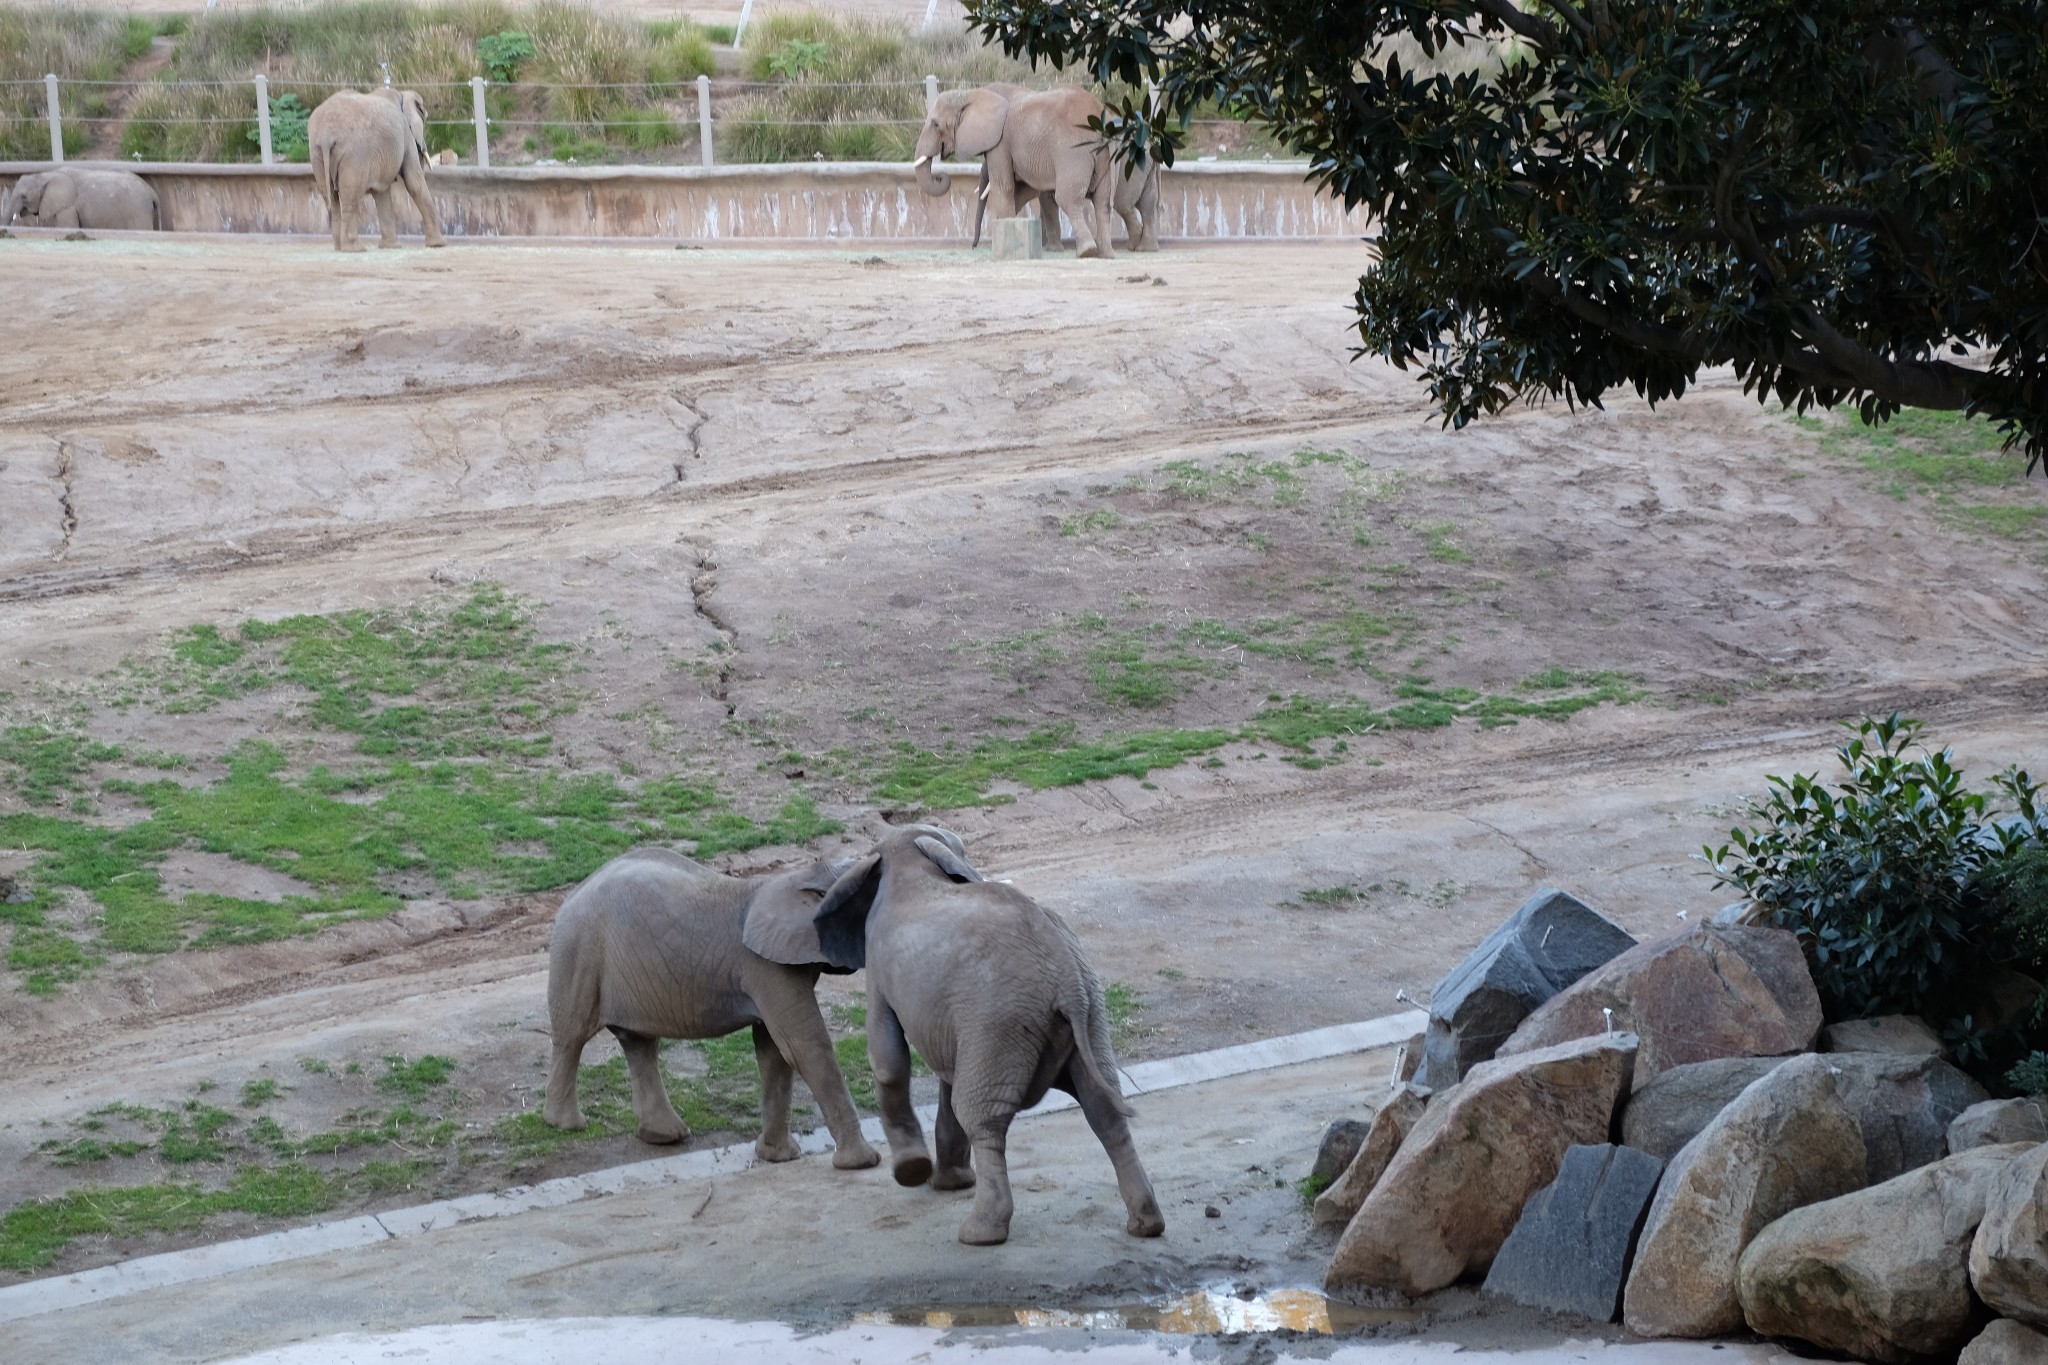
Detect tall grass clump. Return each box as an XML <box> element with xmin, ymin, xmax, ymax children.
<box><xmin>0</xmin><ymin>9</ymin><xmax>159</xmax><ymax>157</ymax></box>
<box><xmin>721</xmin><ymin>10</ymin><xmax>1035</xmax><ymax>163</ymax></box>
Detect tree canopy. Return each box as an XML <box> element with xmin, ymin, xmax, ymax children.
<box><xmin>966</xmin><ymin>0</ymin><xmax>2048</xmax><ymax>463</ymax></box>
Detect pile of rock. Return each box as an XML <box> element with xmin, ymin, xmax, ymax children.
<box><xmin>1311</xmin><ymin>887</ymin><xmax>2048</xmax><ymax>1361</ymax></box>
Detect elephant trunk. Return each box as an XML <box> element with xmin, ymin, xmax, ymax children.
<box><xmin>1</xmin><ymin>189</ymin><xmax>20</xmax><ymax>226</ymax></box>
<box><xmin>913</xmin><ymin>130</ymin><xmax>951</xmax><ymax>196</ymax></box>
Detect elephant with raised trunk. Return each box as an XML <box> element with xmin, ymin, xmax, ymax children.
<box><xmin>545</xmin><ymin>847</ymin><xmax>881</xmax><ymax>1171</ymax></box>
<box><xmin>813</xmin><ymin>824</ymin><xmax>1164</xmax><ymax>1245</ymax></box>
<box><xmin>307</xmin><ymin>88</ymin><xmax>445</xmax><ymax>252</ymax></box>
<box><xmin>915</xmin><ymin>86</ymin><xmax>1118</xmax><ymax>258</ymax></box>
<box><xmin>3</xmin><ymin>167</ymin><xmax>163</xmax><ymax>230</ymax></box>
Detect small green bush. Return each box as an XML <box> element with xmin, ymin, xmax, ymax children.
<box><xmin>1705</xmin><ymin>714</ymin><xmax>2048</xmax><ymax>1088</ymax></box>
<box><xmin>477</xmin><ymin>30</ymin><xmax>533</xmax><ymax>83</ymax></box>
<box><xmin>247</xmin><ymin>92</ymin><xmax>311</xmax><ymax>162</ymax></box>
<box><xmin>2010</xmin><ymin>1052</ymin><xmax>2048</xmax><ymax>1096</ymax></box>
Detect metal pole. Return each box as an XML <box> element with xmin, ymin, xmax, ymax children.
<box><xmin>923</xmin><ymin>0</ymin><xmax>939</xmax><ymax>31</ymax></box>
<box><xmin>255</xmin><ymin>75</ymin><xmax>274</xmax><ymax>165</ymax></box>
<box><xmin>925</xmin><ymin>73</ymin><xmax>939</xmax><ymax>115</ymax></box>
<box><xmin>734</xmin><ymin>0</ymin><xmax>755</xmax><ymax>47</ymax></box>
<box><xmin>696</xmin><ymin>74</ymin><xmax>713</xmax><ymax>168</ymax></box>
<box><xmin>45</xmin><ymin>75</ymin><xmax>62</xmax><ymax>163</ymax></box>
<box><xmin>471</xmin><ymin>76</ymin><xmax>490</xmax><ymax>168</ymax></box>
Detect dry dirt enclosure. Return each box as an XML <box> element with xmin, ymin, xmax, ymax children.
<box><xmin>1</xmin><ymin>233</ymin><xmax>2046</xmax><ymax>1311</ymax></box>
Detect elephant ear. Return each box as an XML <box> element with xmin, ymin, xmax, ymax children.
<box><xmin>956</xmin><ymin>88</ymin><xmax>1008</xmax><ymax>160</ymax></box>
<box><xmin>741</xmin><ymin>864</ymin><xmax>839</xmax><ymax>969</ymax></box>
<box><xmin>401</xmin><ymin>91</ymin><xmax>430</xmax><ymax>162</ymax></box>
<box><xmin>812</xmin><ymin>852</ymin><xmax>882</xmax><ymax>972</ymax></box>
<box><xmin>912</xmin><ymin>834</ymin><xmax>982</xmax><ymax>883</ymax></box>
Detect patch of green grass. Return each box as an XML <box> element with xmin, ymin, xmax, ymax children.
<box><xmin>240</xmin><ymin>1079</ymin><xmax>280</xmax><ymax>1109</ymax></box>
<box><xmin>0</xmin><ymin>1164</ymin><xmax>338</xmax><ymax>1272</ymax></box>
<box><xmin>376</xmin><ymin>1055</ymin><xmax>455</xmax><ymax>1101</ymax></box>
<box><xmin>1296</xmin><ymin>884</ymin><xmax>1370</xmax><ymax>906</ymax></box>
<box><xmin>0</xmin><ymin>727</ymin><xmax>122</xmax><ymax>806</ymax></box>
<box><xmin>1957</xmin><ymin>504</ymin><xmax>2048</xmax><ymax>537</ymax></box>
<box><xmin>1810</xmin><ymin>408</ymin><xmax>2042</xmax><ymax>538</ymax></box>
<box><xmin>1059</xmin><ymin>509</ymin><xmax>1124</xmax><ymax>537</ymax></box>
<box><xmin>1296</xmin><ymin>1172</ymin><xmax>1333</xmax><ymax>1205</ymax></box>
<box><xmin>36</xmin><ymin>1136</ymin><xmax>148</xmax><ymax>1167</ymax></box>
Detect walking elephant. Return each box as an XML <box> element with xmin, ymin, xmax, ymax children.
<box><xmin>914</xmin><ymin>86</ymin><xmax>1117</xmax><ymax>258</ymax></box>
<box><xmin>306</xmin><ymin>88</ymin><xmax>445</xmax><ymax>252</ymax></box>
<box><xmin>545</xmin><ymin>846</ymin><xmax>881</xmax><ymax>1170</ymax></box>
<box><xmin>3</xmin><ymin>167</ymin><xmax>163</xmax><ymax>230</ymax></box>
<box><xmin>813</xmin><ymin>824</ymin><xmax>1164</xmax><ymax>1245</ymax></box>
<box><xmin>975</xmin><ymin>148</ymin><xmax>1162</xmax><ymax>253</ymax></box>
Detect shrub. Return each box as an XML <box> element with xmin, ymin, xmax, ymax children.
<box><xmin>1705</xmin><ymin>714</ymin><xmax>2048</xmax><ymax>1088</ymax></box>
<box><xmin>247</xmin><ymin>91</ymin><xmax>311</xmax><ymax>162</ymax></box>
<box><xmin>476</xmin><ymin>30</ymin><xmax>533</xmax><ymax>83</ymax></box>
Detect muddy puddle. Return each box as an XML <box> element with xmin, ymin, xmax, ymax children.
<box><xmin>857</xmin><ymin>1286</ymin><xmax>1421</xmax><ymax>1335</ymax></box>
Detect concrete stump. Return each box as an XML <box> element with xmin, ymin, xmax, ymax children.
<box><xmin>991</xmin><ymin>216</ymin><xmax>1042</xmax><ymax>260</ymax></box>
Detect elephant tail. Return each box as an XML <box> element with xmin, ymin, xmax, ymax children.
<box><xmin>1052</xmin><ymin>916</ymin><xmax>1133</xmax><ymax>1117</ymax></box>
<box><xmin>309</xmin><ymin>138</ymin><xmax>335</xmax><ymax>210</ymax></box>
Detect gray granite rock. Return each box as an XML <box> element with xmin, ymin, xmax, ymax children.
<box><xmin>1415</xmin><ymin>888</ymin><xmax>1636</xmax><ymax>1088</ymax></box>
<box><xmin>1311</xmin><ymin>1117</ymin><xmax>1372</xmax><ymax>1185</ymax></box>
<box><xmin>1620</xmin><ymin>1055</ymin><xmax>1790</xmax><ymax>1161</ymax></box>
<box><xmin>1960</xmin><ymin>1319</ymin><xmax>2048</xmax><ymax>1365</ymax></box>
<box><xmin>1821</xmin><ymin>1014</ymin><xmax>1946</xmax><ymax>1056</ymax></box>
<box><xmin>1827</xmin><ymin>1052</ymin><xmax>1991</xmax><ymax>1183</ymax></box>
<box><xmin>1951</xmin><ymin>1097</ymin><xmax>2048</xmax><ymax>1153</ymax></box>
<box><xmin>1482</xmin><ymin>1143</ymin><xmax>1664</xmax><ymax>1322</ymax></box>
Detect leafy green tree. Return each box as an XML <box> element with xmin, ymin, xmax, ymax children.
<box><xmin>966</xmin><ymin>0</ymin><xmax>2048</xmax><ymax>462</ymax></box>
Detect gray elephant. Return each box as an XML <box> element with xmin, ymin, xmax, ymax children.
<box><xmin>915</xmin><ymin>85</ymin><xmax>1117</xmax><ymax>258</ymax></box>
<box><xmin>3</xmin><ymin>167</ymin><xmax>163</xmax><ymax>230</ymax></box>
<box><xmin>545</xmin><ymin>846</ymin><xmax>880</xmax><ymax>1170</ymax></box>
<box><xmin>976</xmin><ymin>148</ymin><xmax>1162</xmax><ymax>253</ymax></box>
<box><xmin>814</xmin><ymin>824</ymin><xmax>1164</xmax><ymax>1245</ymax></box>
<box><xmin>307</xmin><ymin>88</ymin><xmax>445</xmax><ymax>253</ymax></box>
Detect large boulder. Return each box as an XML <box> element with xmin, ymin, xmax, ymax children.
<box><xmin>1620</xmin><ymin>1055</ymin><xmax>1788</xmax><ymax>1161</ymax></box>
<box><xmin>1826</xmin><ymin>1052</ymin><xmax>1991</xmax><ymax>1183</ymax></box>
<box><xmin>1820</xmin><ymin>1014</ymin><xmax>1946</xmax><ymax>1056</ymax></box>
<box><xmin>1736</xmin><ymin>1143</ymin><xmax>2033</xmax><ymax>1362</ymax></box>
<box><xmin>1498</xmin><ymin>922</ymin><xmax>1822</xmax><ymax>1090</ymax></box>
<box><xmin>1960</xmin><ymin>1319</ymin><xmax>2048</xmax><ymax>1365</ymax></box>
<box><xmin>1951</xmin><ymin>1098</ymin><xmax>2048</xmax><ymax>1153</ymax></box>
<box><xmin>1481</xmin><ymin>1143</ymin><xmax>1664</xmax><ymax>1322</ymax></box>
<box><xmin>1311</xmin><ymin>1117</ymin><xmax>1373</xmax><ymax>1186</ymax></box>
<box><xmin>1971</xmin><ymin>1141</ymin><xmax>2048</xmax><ymax>1327</ymax></box>
<box><xmin>1312</xmin><ymin>1084</ymin><xmax>1429</xmax><ymax>1228</ymax></box>
<box><xmin>1414</xmin><ymin>888</ymin><xmax>1636</xmax><ymax>1088</ymax></box>
<box><xmin>1326</xmin><ymin>1034</ymin><xmax>1637</xmax><ymax>1297</ymax></box>
<box><xmin>1622</xmin><ymin>1053</ymin><xmax>1868</xmax><ymax>1338</ymax></box>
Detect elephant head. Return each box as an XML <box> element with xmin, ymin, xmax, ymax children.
<box><xmin>2</xmin><ymin>171</ymin><xmax>60</xmax><ymax>226</ymax></box>
<box><xmin>740</xmin><ymin>855</ymin><xmax>858</xmax><ymax>970</ymax></box>
<box><xmin>813</xmin><ymin>825</ymin><xmax>981</xmax><ymax>971</ymax></box>
<box><xmin>913</xmin><ymin>88</ymin><xmax>1009</xmax><ymax>197</ymax></box>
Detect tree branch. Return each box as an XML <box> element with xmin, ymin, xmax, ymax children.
<box><xmin>1533</xmin><ymin>0</ymin><xmax>1597</xmax><ymax>45</ymax></box>
<box><xmin>1469</xmin><ymin>0</ymin><xmax>1557</xmax><ymax>47</ymax></box>
<box><xmin>1791</xmin><ymin>307</ymin><xmax>1979</xmax><ymax>410</ymax></box>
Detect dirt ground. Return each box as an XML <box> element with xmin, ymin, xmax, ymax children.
<box><xmin>2</xmin><ymin>232</ymin><xmax>2046</xmax><ymax>1320</ymax></box>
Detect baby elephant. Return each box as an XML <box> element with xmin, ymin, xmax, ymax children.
<box><xmin>814</xmin><ymin>824</ymin><xmax>1164</xmax><ymax>1245</ymax></box>
<box><xmin>546</xmin><ymin>846</ymin><xmax>880</xmax><ymax>1170</ymax></box>
<box><xmin>3</xmin><ymin>167</ymin><xmax>163</xmax><ymax>231</ymax></box>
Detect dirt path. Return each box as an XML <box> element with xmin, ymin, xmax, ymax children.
<box><xmin>1</xmin><ymin>235</ymin><xmax>2043</xmax><ymax>1291</ymax></box>
<box><xmin>79</xmin><ymin>35</ymin><xmax>178</xmax><ymax>162</ymax></box>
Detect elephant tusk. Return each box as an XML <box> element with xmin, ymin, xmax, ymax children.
<box><xmin>979</xmin><ymin>184</ymin><xmax>991</xmax><ymax>201</ymax></box>
<box><xmin>913</xmin><ymin>155</ymin><xmax>931</xmax><ymax>169</ymax></box>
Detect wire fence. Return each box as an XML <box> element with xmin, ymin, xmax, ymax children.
<box><xmin>0</xmin><ymin>74</ymin><xmax>1282</xmax><ymax>168</ymax></box>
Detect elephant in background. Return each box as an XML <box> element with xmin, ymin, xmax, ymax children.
<box><xmin>813</xmin><ymin>824</ymin><xmax>1164</xmax><ymax>1245</ymax></box>
<box><xmin>976</xmin><ymin>146</ymin><xmax>1162</xmax><ymax>253</ymax></box>
<box><xmin>3</xmin><ymin>168</ymin><xmax>163</xmax><ymax>230</ymax></box>
<box><xmin>307</xmin><ymin>88</ymin><xmax>445</xmax><ymax>252</ymax></box>
<box><xmin>545</xmin><ymin>846</ymin><xmax>880</xmax><ymax>1170</ymax></box>
<box><xmin>915</xmin><ymin>85</ymin><xmax>1118</xmax><ymax>258</ymax></box>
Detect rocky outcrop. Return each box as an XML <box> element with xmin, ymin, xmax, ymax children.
<box><xmin>1312</xmin><ymin>1083</ymin><xmax>1430</xmax><ymax>1228</ymax></box>
<box><xmin>1951</xmin><ymin>1098</ymin><xmax>2048</xmax><ymax>1153</ymax></box>
<box><xmin>1326</xmin><ymin>1034</ymin><xmax>1637</xmax><ymax>1297</ymax></box>
<box><xmin>1736</xmin><ymin>1143</ymin><xmax>2032</xmax><ymax>1362</ymax></box>
<box><xmin>1820</xmin><ymin>1014</ymin><xmax>1946</xmax><ymax>1056</ymax></box>
<box><xmin>1498</xmin><ymin>923</ymin><xmax>1822</xmax><ymax>1090</ymax></box>
<box><xmin>1826</xmin><ymin>1052</ymin><xmax>1990</xmax><ymax>1183</ymax></box>
<box><xmin>1623</xmin><ymin>1053</ymin><xmax>1868</xmax><ymax>1338</ymax></box>
<box><xmin>1481</xmin><ymin>1143</ymin><xmax>1664</xmax><ymax>1322</ymax></box>
<box><xmin>1311</xmin><ymin>1117</ymin><xmax>1372</xmax><ymax>1186</ymax></box>
<box><xmin>1960</xmin><ymin>1319</ymin><xmax>2048</xmax><ymax>1365</ymax></box>
<box><xmin>1971</xmin><ymin>1141</ymin><xmax>2048</xmax><ymax>1327</ymax></box>
<box><xmin>1620</xmin><ymin>1055</ymin><xmax>1788</xmax><ymax>1161</ymax></box>
<box><xmin>1414</xmin><ymin>889</ymin><xmax>1636</xmax><ymax>1088</ymax></box>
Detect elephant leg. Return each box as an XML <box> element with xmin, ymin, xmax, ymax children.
<box><xmin>335</xmin><ymin>171</ymin><xmax>370</xmax><ymax>252</ymax></box>
<box><xmin>543</xmin><ymin>1022</ymin><xmax>596</xmax><ymax>1130</ymax></box>
<box><xmin>371</xmin><ymin>185</ymin><xmax>401</xmax><ymax>248</ymax></box>
<box><xmin>1089</xmin><ymin>178</ymin><xmax>1117</xmax><ymax>260</ymax></box>
<box><xmin>755</xmin><ymin>978</ymin><xmax>878</xmax><ymax>1170</ymax></box>
<box><xmin>610</xmin><ymin>1025</ymin><xmax>688</xmax><ymax>1145</ymax></box>
<box><xmin>752</xmin><ymin>1021</ymin><xmax>802</xmax><ymax>1163</ymax></box>
<box><xmin>52</xmin><ymin>205</ymin><xmax>82</xmax><ymax>229</ymax></box>
<box><xmin>946</xmin><ymin>1092</ymin><xmax>1016</xmax><ymax>1246</ymax></box>
<box><xmin>399</xmin><ymin>156</ymin><xmax>446</xmax><ymax>247</ymax></box>
<box><xmin>1069</xmin><ymin>1059</ymin><xmax>1165</xmax><ymax>1237</ymax></box>
<box><xmin>869</xmin><ymin>997</ymin><xmax>930</xmax><ymax>1186</ymax></box>
<box><xmin>930</xmin><ymin>1080</ymin><xmax>976</xmax><ymax>1190</ymax></box>
<box><xmin>1053</xmin><ymin>173</ymin><xmax>1103</xmax><ymax>259</ymax></box>
<box><xmin>1037</xmin><ymin>189</ymin><xmax>1064</xmax><ymax>250</ymax></box>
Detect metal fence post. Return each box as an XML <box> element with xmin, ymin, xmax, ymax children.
<box><xmin>254</xmin><ymin>75</ymin><xmax>274</xmax><ymax>165</ymax></box>
<box><xmin>925</xmin><ymin>73</ymin><xmax>939</xmax><ymax>115</ymax></box>
<box><xmin>923</xmin><ymin>0</ymin><xmax>939</xmax><ymax>31</ymax></box>
<box><xmin>45</xmin><ymin>75</ymin><xmax>62</xmax><ymax>163</ymax></box>
<box><xmin>734</xmin><ymin>0</ymin><xmax>755</xmax><ymax>48</ymax></box>
<box><xmin>696</xmin><ymin>74</ymin><xmax>713</xmax><ymax>168</ymax></box>
<box><xmin>471</xmin><ymin>76</ymin><xmax>490</xmax><ymax>167</ymax></box>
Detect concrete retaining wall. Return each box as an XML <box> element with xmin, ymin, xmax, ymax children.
<box><xmin>0</xmin><ymin>159</ymin><xmax>1368</xmax><ymax>242</ymax></box>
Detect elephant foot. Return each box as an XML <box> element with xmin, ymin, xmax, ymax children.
<box><xmin>892</xmin><ymin>1151</ymin><xmax>934</xmax><ymax>1187</ymax></box>
<box><xmin>1126</xmin><ymin>1203</ymin><xmax>1166</xmax><ymax>1238</ymax></box>
<box><xmin>1078</xmin><ymin>242</ymin><xmax>1107</xmax><ymax>260</ymax></box>
<box><xmin>425</xmin><ymin>238</ymin><xmax>447</xmax><ymax>248</ymax></box>
<box><xmin>957</xmin><ymin>1210</ymin><xmax>1011</xmax><ymax>1246</ymax></box>
<box><xmin>755</xmin><ymin>1133</ymin><xmax>802</xmax><ymax>1163</ymax></box>
<box><xmin>336</xmin><ymin>243</ymin><xmax>368</xmax><ymax>254</ymax></box>
<box><xmin>930</xmin><ymin>1164</ymin><xmax>976</xmax><ymax>1191</ymax></box>
<box><xmin>1136</xmin><ymin>238</ymin><xmax>1161</xmax><ymax>253</ymax></box>
<box><xmin>636</xmin><ymin>1119</ymin><xmax>688</xmax><ymax>1145</ymax></box>
<box><xmin>831</xmin><ymin>1138</ymin><xmax>881</xmax><ymax>1170</ymax></box>
<box><xmin>377</xmin><ymin>239</ymin><xmax>401</xmax><ymax>250</ymax></box>
<box><xmin>541</xmin><ymin>1105</ymin><xmax>586</xmax><ymax>1132</ymax></box>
